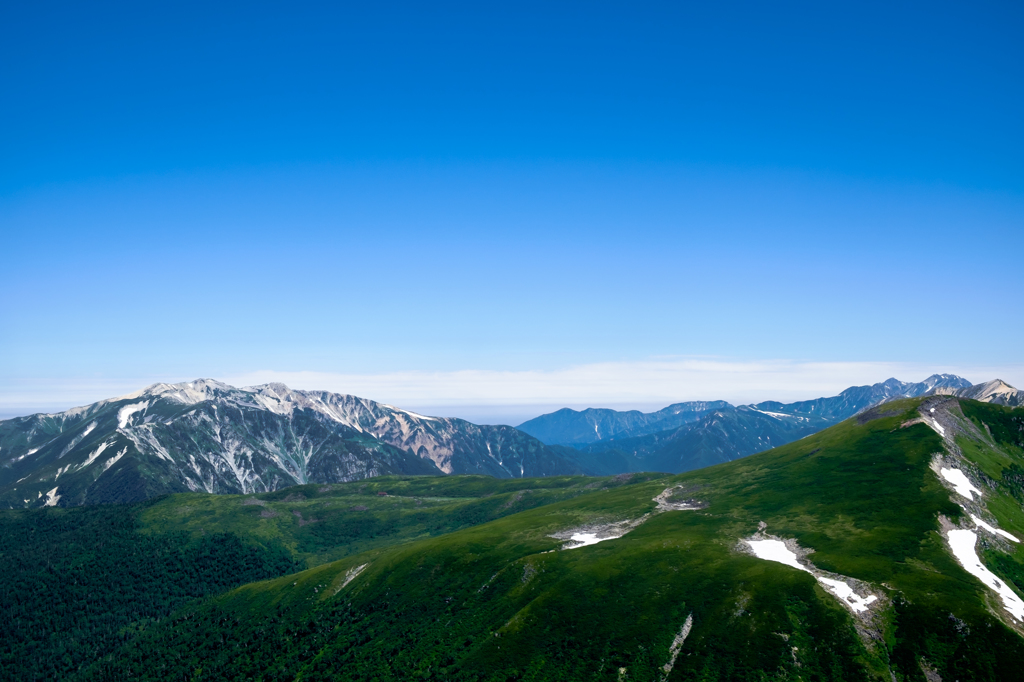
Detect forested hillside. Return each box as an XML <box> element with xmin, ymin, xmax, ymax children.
<box><xmin>0</xmin><ymin>504</ymin><xmax>297</xmax><ymax>680</ymax></box>
<box><xmin>0</xmin><ymin>475</ymin><xmax>606</xmax><ymax>680</ymax></box>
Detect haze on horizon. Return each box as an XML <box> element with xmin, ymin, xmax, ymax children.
<box><xmin>2</xmin><ymin>2</ymin><xmax>1022</xmax><ymax>422</ymax></box>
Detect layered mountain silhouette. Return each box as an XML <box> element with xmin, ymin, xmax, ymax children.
<box><xmin>5</xmin><ymin>374</ymin><xmax>1018</xmax><ymax>507</ymax></box>
<box><xmin>521</xmin><ymin>374</ymin><xmax>975</xmax><ymax>474</ymax></box>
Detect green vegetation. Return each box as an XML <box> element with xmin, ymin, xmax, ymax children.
<box><xmin>139</xmin><ymin>475</ymin><xmax>623</xmax><ymax>567</ymax></box>
<box><xmin>961</xmin><ymin>401</ymin><xmax>1024</xmax><ymax>452</ymax></box>
<box><xmin>3</xmin><ymin>399</ymin><xmax>1024</xmax><ymax>681</ymax></box>
<box><xmin>0</xmin><ymin>474</ymin><xmax>609</xmax><ymax>680</ymax></box>
<box><xmin>0</xmin><ymin>503</ymin><xmax>297</xmax><ymax>681</ymax></box>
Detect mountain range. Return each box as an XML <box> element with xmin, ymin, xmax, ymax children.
<box><xmin>4</xmin><ymin>393</ymin><xmax>1023</xmax><ymax>680</ymax></box>
<box><xmin>3</xmin><ymin>374</ymin><xmax>1021</xmax><ymax>508</ymax></box>
<box><xmin>0</xmin><ymin>380</ymin><xmax>580</xmax><ymax>508</ymax></box>
<box><xmin>520</xmin><ymin>374</ymin><xmax>980</xmax><ymax>474</ymax></box>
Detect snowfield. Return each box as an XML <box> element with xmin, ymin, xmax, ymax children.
<box><xmin>939</xmin><ymin>467</ymin><xmax>982</xmax><ymax>501</ymax></box>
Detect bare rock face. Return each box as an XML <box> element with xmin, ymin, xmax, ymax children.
<box><xmin>0</xmin><ymin>380</ymin><xmax>580</xmax><ymax>507</ymax></box>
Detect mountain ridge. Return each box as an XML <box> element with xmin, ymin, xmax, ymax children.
<box><xmin>930</xmin><ymin>378</ymin><xmax>1024</xmax><ymax>406</ymax></box>
<box><xmin>523</xmin><ymin>374</ymin><xmax>975</xmax><ymax>474</ymax></box>
<box><xmin>515</xmin><ymin>401</ymin><xmax>732</xmax><ymax>445</ymax></box>
<box><xmin>4</xmin><ymin>374</ymin><xmax>1012</xmax><ymax>509</ymax></box>
<box><xmin>0</xmin><ymin>379</ymin><xmax>581</xmax><ymax>508</ymax></box>
<box><xmin>519</xmin><ymin>373</ymin><xmax>972</xmax><ymax>446</ymax></box>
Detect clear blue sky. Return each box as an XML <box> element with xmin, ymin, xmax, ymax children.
<box><xmin>2</xmin><ymin>1</ymin><xmax>1022</xmax><ymax>418</ymax></box>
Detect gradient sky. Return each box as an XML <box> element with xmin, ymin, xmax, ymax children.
<box><xmin>2</xmin><ymin>1</ymin><xmax>1022</xmax><ymax>421</ymax></box>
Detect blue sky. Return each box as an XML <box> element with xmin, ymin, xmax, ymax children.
<box><xmin>2</xmin><ymin>1</ymin><xmax>1022</xmax><ymax>421</ymax></box>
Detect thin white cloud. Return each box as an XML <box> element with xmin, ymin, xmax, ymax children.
<box><xmin>220</xmin><ymin>358</ymin><xmax>1021</xmax><ymax>408</ymax></box>
<box><xmin>2</xmin><ymin>358</ymin><xmax>1019</xmax><ymax>420</ymax></box>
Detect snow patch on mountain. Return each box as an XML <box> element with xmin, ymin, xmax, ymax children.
<box><xmin>117</xmin><ymin>402</ymin><xmax>149</xmax><ymax>429</ymax></box>
<box><xmin>969</xmin><ymin>513</ymin><xmax>1019</xmax><ymax>543</ymax></box>
<box><xmin>939</xmin><ymin>467</ymin><xmax>982</xmax><ymax>501</ymax></box>
<box><xmin>947</xmin><ymin>529</ymin><xmax>1024</xmax><ymax>621</ymax></box>
<box><xmin>552</xmin><ymin>517</ymin><xmax>651</xmax><ymax>550</ymax></box>
<box><xmin>743</xmin><ymin>537</ymin><xmax>878</xmax><ymax>614</ymax></box>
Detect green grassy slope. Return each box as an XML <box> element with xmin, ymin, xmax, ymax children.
<box><xmin>79</xmin><ymin>398</ymin><xmax>1024</xmax><ymax>681</ymax></box>
<box><xmin>139</xmin><ymin>475</ymin><xmax>628</xmax><ymax>568</ymax></box>
<box><xmin>0</xmin><ymin>474</ymin><xmax>613</xmax><ymax>680</ymax></box>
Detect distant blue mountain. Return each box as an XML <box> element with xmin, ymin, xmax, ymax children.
<box><xmin>517</xmin><ymin>401</ymin><xmax>731</xmax><ymax>445</ymax></box>
<box><xmin>520</xmin><ymin>374</ymin><xmax>973</xmax><ymax>474</ymax></box>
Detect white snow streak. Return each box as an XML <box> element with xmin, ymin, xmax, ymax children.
<box><xmin>816</xmin><ymin>578</ymin><xmax>878</xmax><ymax>612</ymax></box>
<box><xmin>946</xmin><ymin>529</ymin><xmax>1024</xmax><ymax>621</ymax></box>
<box><xmin>80</xmin><ymin>440</ymin><xmax>113</xmax><ymax>470</ymax></box>
<box><xmin>969</xmin><ymin>514</ymin><xmax>1020</xmax><ymax>543</ymax></box>
<box><xmin>751</xmin><ymin>408</ymin><xmax>805</xmax><ymax>421</ymax></box>
<box><xmin>104</xmin><ymin>446</ymin><xmax>128</xmax><ymax>471</ymax></box>
<box><xmin>385</xmin><ymin>405</ymin><xmax>438</xmax><ymax>421</ymax></box>
<box><xmin>43</xmin><ymin>486</ymin><xmax>60</xmax><ymax>507</ymax></box>
<box><xmin>58</xmin><ymin>421</ymin><xmax>98</xmax><ymax>459</ymax></box>
<box><xmin>744</xmin><ymin>539</ymin><xmax>877</xmax><ymax>613</ymax></box>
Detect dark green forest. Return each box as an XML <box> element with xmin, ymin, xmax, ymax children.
<box><xmin>0</xmin><ymin>503</ymin><xmax>298</xmax><ymax>680</ymax></box>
